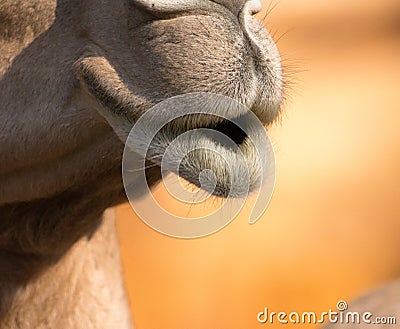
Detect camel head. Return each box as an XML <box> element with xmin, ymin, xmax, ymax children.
<box><xmin>73</xmin><ymin>0</ymin><xmax>283</xmax><ymax>199</ymax></box>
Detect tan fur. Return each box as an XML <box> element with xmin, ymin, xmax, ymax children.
<box><xmin>0</xmin><ymin>0</ymin><xmax>283</xmax><ymax>328</ymax></box>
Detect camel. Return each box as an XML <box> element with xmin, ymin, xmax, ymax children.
<box><xmin>0</xmin><ymin>0</ymin><xmax>283</xmax><ymax>328</ymax></box>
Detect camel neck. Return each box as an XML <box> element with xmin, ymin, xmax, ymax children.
<box><xmin>0</xmin><ymin>210</ymin><xmax>133</xmax><ymax>329</ymax></box>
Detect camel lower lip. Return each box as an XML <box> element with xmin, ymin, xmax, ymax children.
<box><xmin>146</xmin><ymin>113</ymin><xmax>265</xmax><ymax>198</ymax></box>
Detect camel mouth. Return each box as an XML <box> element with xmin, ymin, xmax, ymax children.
<box><xmin>199</xmin><ymin>116</ymin><xmax>249</xmax><ymax>148</ymax></box>
<box><xmin>121</xmin><ymin>93</ymin><xmax>273</xmax><ymax>201</ymax></box>
<box><xmin>122</xmin><ymin>94</ymin><xmax>276</xmax><ymax>237</ymax></box>
<box><xmin>145</xmin><ymin>112</ymin><xmax>267</xmax><ymax>199</ymax></box>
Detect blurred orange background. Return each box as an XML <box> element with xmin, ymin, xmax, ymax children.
<box><xmin>116</xmin><ymin>1</ymin><xmax>400</xmax><ymax>328</ymax></box>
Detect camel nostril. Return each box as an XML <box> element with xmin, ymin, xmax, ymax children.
<box><xmin>211</xmin><ymin>0</ymin><xmax>262</xmax><ymax>17</ymax></box>
<box><xmin>246</xmin><ymin>0</ymin><xmax>262</xmax><ymax>15</ymax></box>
